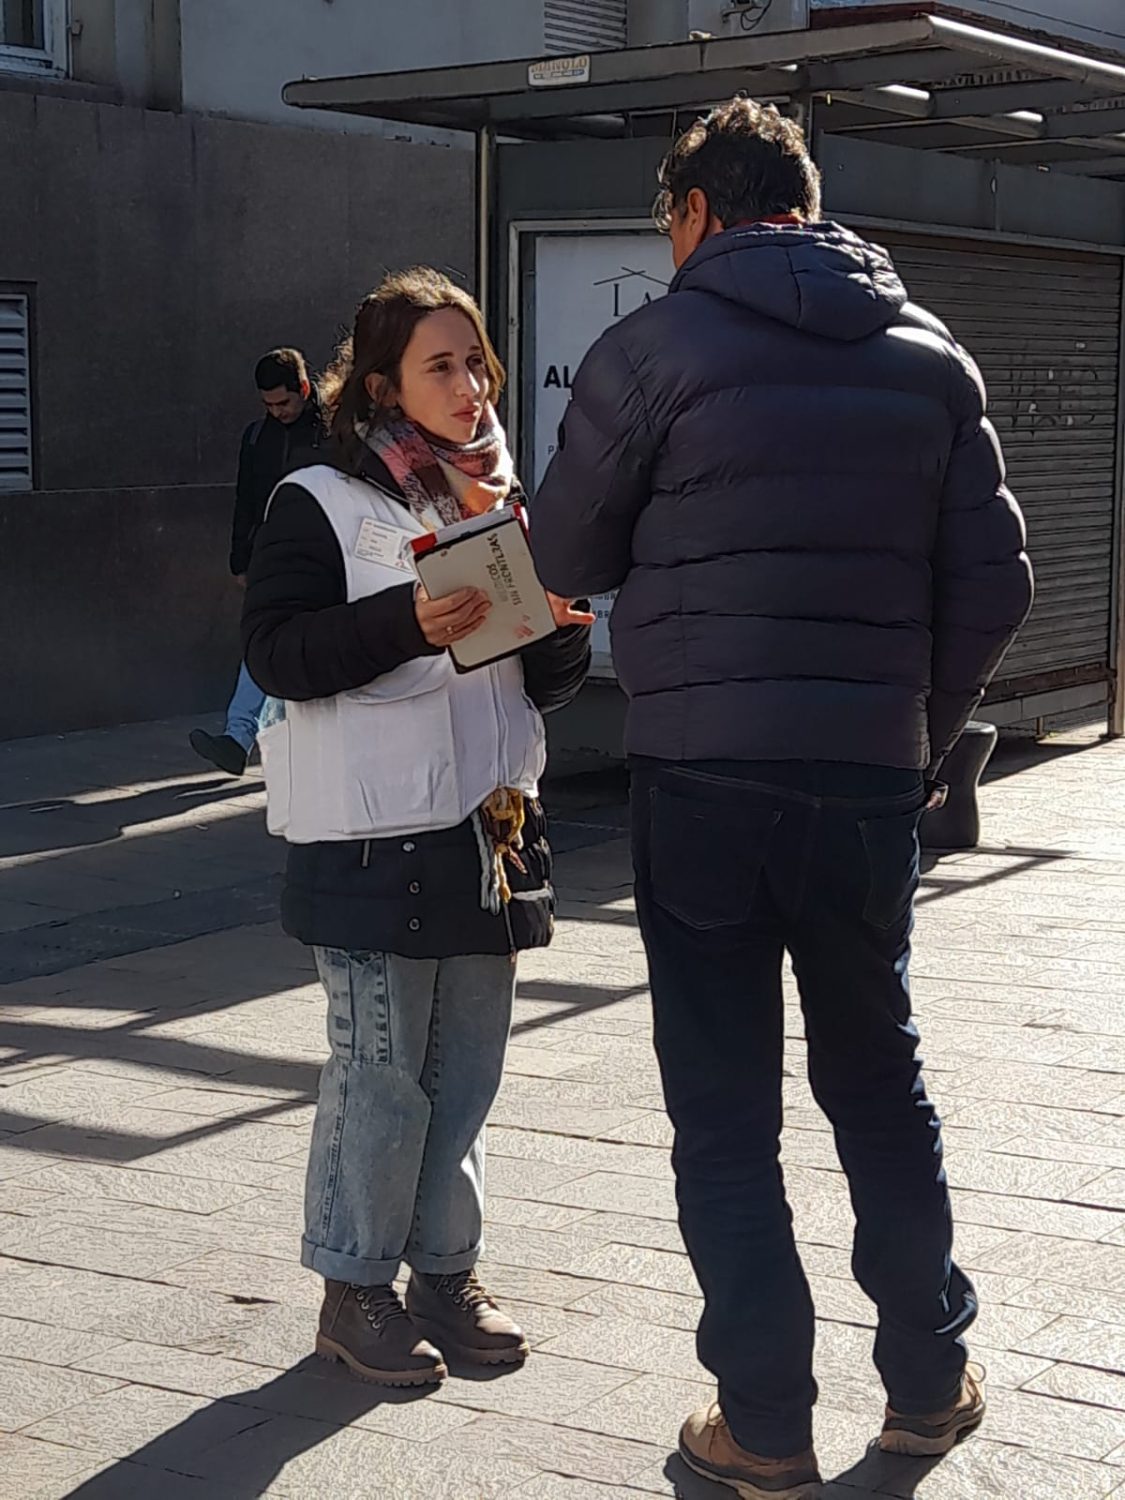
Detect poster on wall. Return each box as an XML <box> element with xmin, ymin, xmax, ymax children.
<box><xmin>531</xmin><ymin>230</ymin><xmax>672</xmax><ymax>676</ymax></box>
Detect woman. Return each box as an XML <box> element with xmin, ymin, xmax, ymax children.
<box><xmin>243</xmin><ymin>268</ymin><xmax>592</xmax><ymax>1387</ymax></box>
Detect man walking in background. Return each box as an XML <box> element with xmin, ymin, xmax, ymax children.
<box><xmin>531</xmin><ymin>99</ymin><xmax>1032</xmax><ymax>1499</ymax></box>
<box><xmin>191</xmin><ymin>348</ymin><xmax>322</xmax><ymax>777</ymax></box>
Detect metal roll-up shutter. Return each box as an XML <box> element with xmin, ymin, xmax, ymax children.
<box><xmin>875</xmin><ymin>233</ymin><xmax>1120</xmax><ymax>697</ymax></box>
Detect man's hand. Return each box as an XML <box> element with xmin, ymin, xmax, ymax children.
<box><xmin>234</xmin><ymin>573</ymin><xmax>248</xmax><ymax>590</ymax></box>
<box><xmin>416</xmin><ymin>585</ymin><xmax>491</xmax><ymax>647</ymax></box>
<box><xmin>546</xmin><ymin>593</ymin><xmax>596</xmax><ymax>629</ymax></box>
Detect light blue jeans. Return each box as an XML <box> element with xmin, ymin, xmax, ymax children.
<box><xmin>225</xmin><ymin>661</ymin><xmax>267</xmax><ymax>753</ymax></box>
<box><xmin>301</xmin><ymin>947</ymin><xmax>516</xmax><ymax>1284</ymax></box>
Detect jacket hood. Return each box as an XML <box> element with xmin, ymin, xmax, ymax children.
<box><xmin>671</xmin><ymin>221</ymin><xmax>907</xmax><ymax>342</ymax></box>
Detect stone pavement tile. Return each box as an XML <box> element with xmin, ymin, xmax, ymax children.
<box><xmin>573</xmin><ymin>1243</ymin><xmax>700</xmax><ymax>1298</ymax></box>
<box><xmin>979</xmin><ymin>1385</ymin><xmax>1125</xmax><ymax>1461</ymax></box>
<box><xmin>1009</xmin><ymin>1280</ymin><xmax>1125</xmax><ymax>1325</ymax></box>
<box><xmin>973</xmin><ymin>1232</ymin><xmax>1125</xmax><ymax>1292</ymax></box>
<box><xmin>0</xmin><ymin>1181</ymin><xmax>61</xmax><ymax>1215</ymax></box>
<box><xmin>504</xmin><ymin>1044</ymin><xmax>605</xmax><ymax>1079</ymax></box>
<box><xmin>72</xmin><ymin>1341</ymin><xmax>270</xmax><ymax>1399</ymax></box>
<box><xmin>489</xmin><ymin>1126</ymin><xmax>671</xmax><ymax>1181</ymax></box>
<box><xmin>187</xmin><ymin>1413</ymin><xmax>535</xmax><ymax>1499</ymax></box>
<box><xmin>484</xmin><ymin>1154</ymin><xmax>593</xmax><ymax>1201</ymax></box>
<box><xmin>538</xmin><ymin>1171</ymin><xmax>677</xmax><ymax>1222</ymax></box>
<box><xmin>882</xmin><ymin>1434</ymin><xmax>1125</xmax><ymax>1494</ymax></box>
<box><xmin>0</xmin><ymin>1435</ymin><xmax>112</xmax><ymax>1500</ymax></box>
<box><xmin>164</xmin><ymin>1249</ymin><xmax>323</xmax><ymax>1308</ymax></box>
<box><xmin>1025</xmin><ymin>1362</ymin><xmax>1125</xmax><ymax>1411</ymax></box>
<box><xmin>1017</xmin><ymin>1315</ymin><xmax>1125</xmax><ymax>1369</ymax></box>
<box><xmin>182</xmin><ymin>1302</ymin><xmax>314</xmax><ymax>1370</ymax></box>
<box><xmin>0</xmin><ymin>1354</ymin><xmax>122</xmax><ymax>1431</ymax></box>
<box><xmin>140</xmin><ymin>1088</ymin><xmax>314</xmax><ymax>1128</ymax></box>
<box><xmin>577</xmin><ymin>1212</ymin><xmax>687</xmax><ymax>1254</ymax></box>
<box><xmin>534</xmin><ymin>1315</ymin><xmax>705</xmax><ymax>1380</ymax></box>
<box><xmin>226</xmin><ymin>1361</ymin><xmax>476</xmax><ymax>1442</ymax></box>
<box><xmin>0</xmin><ymin>1070</ymin><xmax>169</xmax><ymax>1121</ymax></box>
<box><xmin>949</xmin><ymin>1187</ymin><xmax>1124</xmax><ymax>1243</ymax></box>
<box><xmin>426</xmin><ymin>1412</ymin><xmax>665</xmax><ymax>1487</ymax></box>
<box><xmin>24</xmin><ymin>1384</ymin><xmax>265</xmax><ymax>1463</ymax></box>
<box><xmin>13</xmin><ymin>1160</ymin><xmax>264</xmax><ymax>1215</ymax></box>
<box><xmin>487</xmin><ymin>1094</ymin><xmax>650</xmax><ymax>1138</ymax></box>
<box><xmin>568</xmin><ymin>1282</ymin><xmax>702</xmax><ymax>1332</ymax></box>
<box><xmin>0</xmin><ymin>1314</ymin><xmax>123</xmax><ymax>1369</ymax></box>
<box><xmin>944</xmin><ymin>1149</ymin><xmax>1108</xmax><ymax>1202</ymax></box>
<box><xmin>939</xmin><ymin>1061</ymin><xmax>1125</xmax><ymax>1109</ymax></box>
<box><xmin>0</xmin><ymin>1218</ymin><xmax>200</xmax><ymax>1281</ymax></box>
<box><xmin>499</xmin><ymin>1300</ymin><xmax>601</xmax><ymax>1348</ymax></box>
<box><xmin>1083</xmin><ymin>1172</ymin><xmax>1125</xmax><ymax>1211</ymax></box>
<box><xmin>480</xmin><ymin>1222</ymin><xmax>616</xmax><ymax>1277</ymax></box>
<box><xmin>435</xmin><ymin>1353</ymin><xmax>636</xmax><ymax>1423</ymax></box>
<box><xmin>479</xmin><ymin>1262</ymin><xmax>610</xmax><ymax>1311</ymax></box>
<box><xmin>966</xmin><ymin>1299</ymin><xmax>1055</xmax><ymax>1350</ymax></box>
<box><xmin>508</xmin><ymin>1478</ymin><xmax>670</xmax><ymax>1499</ymax></box>
<box><xmin>559</xmin><ymin>1373</ymin><xmax>711</xmax><ymax>1447</ymax></box>
<box><xmin>486</xmin><ymin>1197</ymin><xmax>596</xmax><ymax>1232</ymax></box>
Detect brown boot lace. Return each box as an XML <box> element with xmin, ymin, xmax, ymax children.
<box><xmin>353</xmin><ymin>1284</ymin><xmax>409</xmax><ymax>1333</ymax></box>
<box><xmin>434</xmin><ymin>1270</ymin><xmax>496</xmax><ymax>1312</ymax></box>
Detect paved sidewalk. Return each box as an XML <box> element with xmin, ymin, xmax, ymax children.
<box><xmin>1</xmin><ymin>717</ymin><xmax>1124</xmax><ymax>1498</ymax></box>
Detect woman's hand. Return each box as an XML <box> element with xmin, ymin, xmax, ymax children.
<box><xmin>546</xmin><ymin>593</ymin><xmax>596</xmax><ymax>629</ymax></box>
<box><xmin>416</xmin><ymin>585</ymin><xmax>491</xmax><ymax>647</ymax></box>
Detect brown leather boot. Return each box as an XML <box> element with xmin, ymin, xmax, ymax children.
<box><xmin>315</xmin><ymin>1280</ymin><xmax>447</xmax><ymax>1387</ymax></box>
<box><xmin>879</xmin><ymin>1362</ymin><xmax>986</xmax><ymax>1456</ymax></box>
<box><xmin>679</xmin><ymin>1403</ymin><xmax>821</xmax><ymax>1500</ymax></box>
<box><xmin>406</xmin><ymin>1269</ymin><xmax>530</xmax><ymax>1366</ymax></box>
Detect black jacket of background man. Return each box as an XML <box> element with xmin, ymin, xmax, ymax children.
<box><xmin>241</xmin><ymin>445</ymin><xmax>591</xmax><ymax>958</ymax></box>
<box><xmin>229</xmin><ymin>394</ymin><xmax>323</xmax><ymax>575</ymax></box>
<box><xmin>530</xmin><ymin>221</ymin><xmax>1034</xmax><ymax>775</ymax></box>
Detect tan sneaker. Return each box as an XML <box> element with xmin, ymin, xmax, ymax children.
<box><xmin>879</xmin><ymin>1362</ymin><xmax>986</xmax><ymax>1456</ymax></box>
<box><xmin>407</xmin><ymin>1269</ymin><xmax>530</xmax><ymax>1366</ymax></box>
<box><xmin>315</xmin><ymin>1280</ymin><xmax>447</xmax><ymax>1387</ymax></box>
<box><xmin>679</xmin><ymin>1403</ymin><xmax>822</xmax><ymax>1500</ymax></box>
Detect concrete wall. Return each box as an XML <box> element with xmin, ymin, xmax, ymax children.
<box><xmin>0</xmin><ymin>88</ymin><xmax>473</xmax><ymax>739</ymax></box>
<box><xmin>178</xmin><ymin>0</ymin><xmax>542</xmax><ymax>135</ymax></box>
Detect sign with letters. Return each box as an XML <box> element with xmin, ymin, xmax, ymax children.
<box><xmin>531</xmin><ymin>231</ymin><xmax>671</xmax><ymax>676</ymax></box>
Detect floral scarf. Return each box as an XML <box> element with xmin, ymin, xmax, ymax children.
<box><xmin>356</xmin><ymin>403</ymin><xmax>514</xmax><ymax>530</ymax></box>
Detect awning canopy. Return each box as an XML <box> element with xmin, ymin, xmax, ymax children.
<box><xmin>283</xmin><ymin>9</ymin><xmax>1125</xmax><ymax>176</ymax></box>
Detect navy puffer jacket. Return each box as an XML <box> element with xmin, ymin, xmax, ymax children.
<box><xmin>530</xmin><ymin>222</ymin><xmax>1033</xmax><ymax>772</ymax></box>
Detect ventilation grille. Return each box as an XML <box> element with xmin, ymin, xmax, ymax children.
<box><xmin>0</xmin><ymin>294</ymin><xmax>32</xmax><ymax>492</ymax></box>
<box><xmin>545</xmin><ymin>0</ymin><xmax>627</xmax><ymax>53</ymax></box>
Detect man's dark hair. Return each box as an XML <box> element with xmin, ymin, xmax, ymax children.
<box><xmin>254</xmin><ymin>347</ymin><xmax>309</xmax><ymax>393</ymax></box>
<box><xmin>654</xmin><ymin>97</ymin><xmax>822</xmax><ymax>232</ymax></box>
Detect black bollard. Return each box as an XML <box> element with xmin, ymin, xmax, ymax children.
<box><xmin>921</xmin><ymin>720</ymin><xmax>998</xmax><ymax>852</ymax></box>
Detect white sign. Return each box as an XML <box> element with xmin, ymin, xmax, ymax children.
<box><xmin>528</xmin><ymin>54</ymin><xmax>591</xmax><ymax>88</ymax></box>
<box><xmin>532</xmin><ymin>231</ymin><xmax>672</xmax><ymax>675</ymax></box>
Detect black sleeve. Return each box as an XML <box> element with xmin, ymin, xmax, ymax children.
<box><xmin>241</xmin><ymin>482</ymin><xmax>441</xmax><ymax>702</ymax></box>
<box><xmin>229</xmin><ymin>424</ymin><xmax>259</xmax><ymax>576</ymax></box>
<box><xmin>521</xmin><ymin>624</ymin><xmax>592</xmax><ymax>715</ymax></box>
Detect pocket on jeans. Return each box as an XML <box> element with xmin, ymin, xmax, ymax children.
<box><xmin>317</xmin><ymin>948</ymin><xmax>393</xmax><ymax>1064</ymax></box>
<box><xmin>858</xmin><ymin>807</ymin><xmax>923</xmax><ymax>930</ymax></box>
<box><xmin>649</xmin><ymin>787</ymin><xmax>780</xmax><ymax>930</ymax></box>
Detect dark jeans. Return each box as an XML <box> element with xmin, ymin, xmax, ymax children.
<box><xmin>630</xmin><ymin>758</ymin><xmax>977</xmax><ymax>1459</ymax></box>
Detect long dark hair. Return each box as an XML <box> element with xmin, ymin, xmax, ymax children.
<box><xmin>321</xmin><ymin>268</ymin><xmax>505</xmax><ymax>470</ymax></box>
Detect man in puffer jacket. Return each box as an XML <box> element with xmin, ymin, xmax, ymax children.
<box><xmin>531</xmin><ymin>98</ymin><xmax>1032</xmax><ymax>1500</ymax></box>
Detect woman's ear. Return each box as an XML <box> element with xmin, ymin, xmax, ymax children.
<box><xmin>364</xmin><ymin>371</ymin><xmax>395</xmax><ymax>408</ymax></box>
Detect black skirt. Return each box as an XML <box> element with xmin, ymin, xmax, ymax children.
<box><xmin>280</xmin><ymin>800</ymin><xmax>555</xmax><ymax>959</ymax></box>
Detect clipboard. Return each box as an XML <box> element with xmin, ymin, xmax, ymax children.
<box><xmin>411</xmin><ymin>504</ymin><xmax>557</xmax><ymax>672</ymax></box>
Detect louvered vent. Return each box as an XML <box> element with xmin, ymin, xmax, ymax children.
<box><xmin>0</xmin><ymin>295</ymin><xmax>32</xmax><ymax>492</ymax></box>
<box><xmin>545</xmin><ymin>0</ymin><xmax>627</xmax><ymax>53</ymax></box>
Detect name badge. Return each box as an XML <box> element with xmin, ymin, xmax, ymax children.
<box><xmin>354</xmin><ymin>518</ymin><xmax>414</xmax><ymax>574</ymax></box>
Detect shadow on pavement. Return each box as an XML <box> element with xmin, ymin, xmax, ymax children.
<box><xmin>663</xmin><ymin>1440</ymin><xmax>943</xmax><ymax>1497</ymax></box>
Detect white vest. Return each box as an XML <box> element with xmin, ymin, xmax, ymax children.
<box><xmin>258</xmin><ymin>465</ymin><xmax>547</xmax><ymax>844</ymax></box>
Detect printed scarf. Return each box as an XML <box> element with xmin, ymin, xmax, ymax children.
<box><xmin>356</xmin><ymin>403</ymin><xmax>514</xmax><ymax>531</ymax></box>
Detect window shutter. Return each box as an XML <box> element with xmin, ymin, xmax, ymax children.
<box><xmin>0</xmin><ymin>294</ymin><xmax>32</xmax><ymax>491</ymax></box>
<box><xmin>544</xmin><ymin>0</ymin><xmax>627</xmax><ymax>54</ymax></box>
